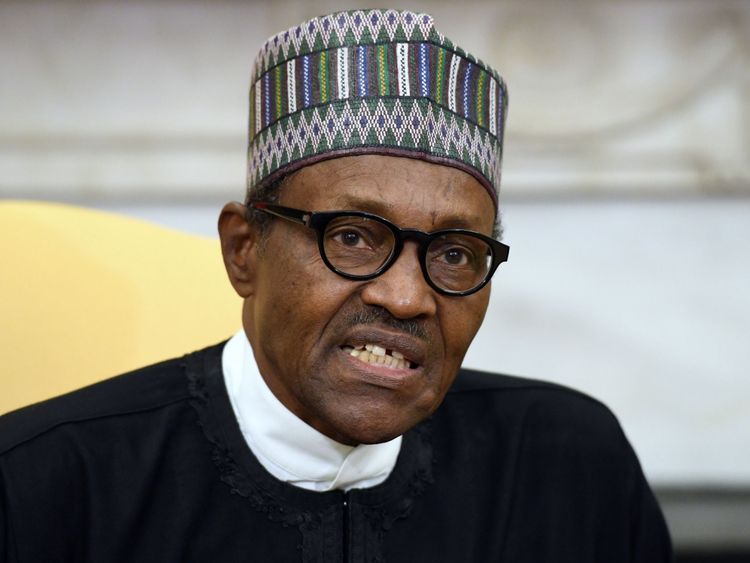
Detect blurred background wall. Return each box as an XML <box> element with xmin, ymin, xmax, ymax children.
<box><xmin>1</xmin><ymin>0</ymin><xmax>748</xmax><ymax>558</ymax></box>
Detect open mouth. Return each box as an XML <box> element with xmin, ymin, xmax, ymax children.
<box><xmin>341</xmin><ymin>344</ymin><xmax>418</xmax><ymax>370</ymax></box>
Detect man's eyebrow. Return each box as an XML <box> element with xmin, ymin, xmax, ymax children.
<box><xmin>324</xmin><ymin>194</ymin><xmax>391</xmax><ymax>215</ymax></box>
<box><xmin>322</xmin><ymin>194</ymin><xmax>494</xmax><ymax>233</ymax></box>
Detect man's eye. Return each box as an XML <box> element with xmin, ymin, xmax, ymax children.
<box><xmin>442</xmin><ymin>248</ymin><xmax>470</xmax><ymax>266</ymax></box>
<box><xmin>333</xmin><ymin>230</ymin><xmax>366</xmax><ymax>248</ymax></box>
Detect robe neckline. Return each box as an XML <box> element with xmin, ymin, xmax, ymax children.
<box><xmin>184</xmin><ymin>342</ymin><xmax>435</xmax><ymax>517</ymax></box>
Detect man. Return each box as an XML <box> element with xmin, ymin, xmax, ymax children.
<box><xmin>0</xmin><ymin>9</ymin><xmax>671</xmax><ymax>562</ymax></box>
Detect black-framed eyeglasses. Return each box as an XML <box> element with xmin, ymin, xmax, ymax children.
<box><xmin>247</xmin><ymin>201</ymin><xmax>510</xmax><ymax>297</ymax></box>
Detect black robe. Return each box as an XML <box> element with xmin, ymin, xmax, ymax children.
<box><xmin>0</xmin><ymin>343</ymin><xmax>671</xmax><ymax>562</ymax></box>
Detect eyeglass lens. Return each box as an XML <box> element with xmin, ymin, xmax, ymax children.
<box><xmin>322</xmin><ymin>215</ymin><xmax>492</xmax><ymax>292</ymax></box>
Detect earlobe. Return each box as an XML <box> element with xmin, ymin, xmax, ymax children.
<box><xmin>218</xmin><ymin>202</ymin><xmax>260</xmax><ymax>298</ymax></box>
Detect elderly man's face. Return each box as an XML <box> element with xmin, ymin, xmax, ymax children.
<box><xmin>223</xmin><ymin>154</ymin><xmax>496</xmax><ymax>445</ymax></box>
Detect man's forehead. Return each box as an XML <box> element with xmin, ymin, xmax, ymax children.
<box><xmin>290</xmin><ymin>153</ymin><xmax>477</xmax><ymax>185</ymax></box>
<box><xmin>281</xmin><ymin>155</ymin><xmax>496</xmax><ymax>232</ymax></box>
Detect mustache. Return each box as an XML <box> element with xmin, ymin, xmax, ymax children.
<box><xmin>343</xmin><ymin>306</ymin><xmax>430</xmax><ymax>341</ymax></box>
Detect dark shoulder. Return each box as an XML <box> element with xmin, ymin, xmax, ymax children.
<box><xmin>451</xmin><ymin>367</ymin><xmax>593</xmax><ymax>397</ymax></box>
<box><xmin>0</xmin><ymin>346</ymin><xmax>217</xmax><ymax>456</ymax></box>
<box><xmin>446</xmin><ymin>367</ymin><xmax>626</xmax><ymax>443</ymax></box>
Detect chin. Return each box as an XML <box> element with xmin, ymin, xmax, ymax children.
<box><xmin>327</xmin><ymin>406</ymin><xmax>429</xmax><ymax>446</ymax></box>
<box><xmin>349</xmin><ymin>427</ymin><xmax>403</xmax><ymax>446</ymax></box>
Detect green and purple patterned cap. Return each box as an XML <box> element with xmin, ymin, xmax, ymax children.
<box><xmin>247</xmin><ymin>9</ymin><xmax>508</xmax><ymax>207</ymax></box>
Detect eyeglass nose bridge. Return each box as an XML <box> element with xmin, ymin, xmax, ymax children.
<box><xmin>364</xmin><ymin>226</ymin><xmax>449</xmax><ymax>293</ymax></box>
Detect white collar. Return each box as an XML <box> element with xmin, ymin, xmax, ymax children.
<box><xmin>222</xmin><ymin>330</ymin><xmax>402</xmax><ymax>492</ymax></box>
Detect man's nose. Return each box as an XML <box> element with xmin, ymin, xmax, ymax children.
<box><xmin>359</xmin><ymin>242</ymin><xmax>438</xmax><ymax>319</ymax></box>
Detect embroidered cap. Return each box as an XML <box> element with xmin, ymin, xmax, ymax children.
<box><xmin>247</xmin><ymin>9</ymin><xmax>508</xmax><ymax>207</ymax></box>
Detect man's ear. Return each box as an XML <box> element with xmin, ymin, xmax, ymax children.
<box><xmin>218</xmin><ymin>202</ymin><xmax>261</xmax><ymax>298</ymax></box>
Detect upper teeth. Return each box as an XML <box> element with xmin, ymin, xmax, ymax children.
<box><xmin>344</xmin><ymin>344</ymin><xmax>411</xmax><ymax>369</ymax></box>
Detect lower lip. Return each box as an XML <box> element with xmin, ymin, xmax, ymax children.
<box><xmin>339</xmin><ymin>348</ymin><xmax>422</xmax><ymax>389</ymax></box>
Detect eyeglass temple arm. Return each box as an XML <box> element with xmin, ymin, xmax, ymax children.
<box><xmin>248</xmin><ymin>201</ymin><xmax>311</xmax><ymax>226</ymax></box>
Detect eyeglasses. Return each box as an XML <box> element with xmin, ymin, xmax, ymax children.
<box><xmin>247</xmin><ymin>201</ymin><xmax>510</xmax><ymax>297</ymax></box>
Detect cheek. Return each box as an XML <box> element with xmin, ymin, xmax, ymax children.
<box><xmin>441</xmin><ymin>290</ymin><xmax>490</xmax><ymax>358</ymax></box>
<box><xmin>255</xmin><ymin>241</ymin><xmax>350</xmax><ymax>344</ymax></box>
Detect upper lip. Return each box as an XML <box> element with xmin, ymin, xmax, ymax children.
<box><xmin>340</xmin><ymin>327</ymin><xmax>427</xmax><ymax>367</ymax></box>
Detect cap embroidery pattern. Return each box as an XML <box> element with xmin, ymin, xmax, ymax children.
<box><xmin>247</xmin><ymin>9</ymin><xmax>508</xmax><ymax>205</ymax></box>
